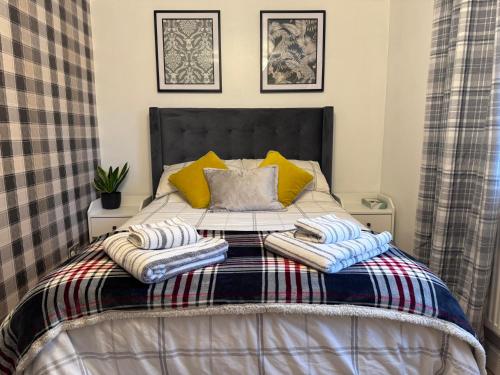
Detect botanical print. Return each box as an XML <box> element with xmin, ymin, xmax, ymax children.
<box><xmin>267</xmin><ymin>18</ymin><xmax>318</xmax><ymax>85</ymax></box>
<box><xmin>162</xmin><ymin>19</ymin><xmax>214</xmax><ymax>85</ymax></box>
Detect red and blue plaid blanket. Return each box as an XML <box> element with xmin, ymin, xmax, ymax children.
<box><xmin>0</xmin><ymin>231</ymin><xmax>474</xmax><ymax>374</ymax></box>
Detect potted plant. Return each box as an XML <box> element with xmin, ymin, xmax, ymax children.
<box><xmin>93</xmin><ymin>163</ymin><xmax>129</xmax><ymax>209</ymax></box>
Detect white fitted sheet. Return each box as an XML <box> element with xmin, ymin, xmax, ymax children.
<box><xmin>122</xmin><ymin>191</ymin><xmax>356</xmax><ymax>232</ymax></box>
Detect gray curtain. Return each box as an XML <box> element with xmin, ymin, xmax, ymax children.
<box><xmin>415</xmin><ymin>0</ymin><xmax>500</xmax><ymax>335</ymax></box>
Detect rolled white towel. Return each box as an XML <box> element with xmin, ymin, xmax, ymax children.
<box><xmin>294</xmin><ymin>214</ymin><xmax>361</xmax><ymax>243</ymax></box>
<box><xmin>264</xmin><ymin>231</ymin><xmax>392</xmax><ymax>273</ymax></box>
<box><xmin>128</xmin><ymin>217</ymin><xmax>200</xmax><ymax>250</ymax></box>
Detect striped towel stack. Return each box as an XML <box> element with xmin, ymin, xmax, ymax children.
<box><xmin>264</xmin><ymin>214</ymin><xmax>392</xmax><ymax>273</ymax></box>
<box><xmin>103</xmin><ymin>217</ymin><xmax>228</xmax><ymax>283</ymax></box>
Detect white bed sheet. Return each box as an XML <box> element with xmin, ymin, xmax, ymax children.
<box><xmin>122</xmin><ymin>191</ymin><xmax>354</xmax><ymax>232</ymax></box>
<box><xmin>26</xmin><ymin>313</ymin><xmax>480</xmax><ymax>375</ymax></box>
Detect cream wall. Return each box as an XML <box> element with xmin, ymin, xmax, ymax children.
<box><xmin>91</xmin><ymin>0</ymin><xmax>434</xmax><ymax>251</ymax></box>
<box><xmin>380</xmin><ymin>0</ymin><xmax>434</xmax><ymax>251</ymax></box>
<box><xmin>90</xmin><ymin>0</ymin><xmax>390</xmax><ymax>196</ymax></box>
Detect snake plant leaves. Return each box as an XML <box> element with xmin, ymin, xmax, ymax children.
<box><xmin>93</xmin><ymin>163</ymin><xmax>129</xmax><ymax>193</ymax></box>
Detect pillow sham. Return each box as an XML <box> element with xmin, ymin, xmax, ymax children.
<box><xmin>203</xmin><ymin>166</ymin><xmax>283</xmax><ymax>211</ymax></box>
<box><xmin>242</xmin><ymin>158</ymin><xmax>330</xmax><ymax>194</ymax></box>
<box><xmin>168</xmin><ymin>151</ymin><xmax>227</xmax><ymax>208</ymax></box>
<box><xmin>258</xmin><ymin>151</ymin><xmax>313</xmax><ymax>207</ymax></box>
<box><xmin>155</xmin><ymin>159</ymin><xmax>243</xmax><ymax>199</ymax></box>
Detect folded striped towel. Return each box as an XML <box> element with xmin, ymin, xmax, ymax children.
<box><xmin>264</xmin><ymin>231</ymin><xmax>392</xmax><ymax>273</ymax></box>
<box><xmin>103</xmin><ymin>232</ymin><xmax>228</xmax><ymax>283</ymax></box>
<box><xmin>294</xmin><ymin>214</ymin><xmax>361</xmax><ymax>243</ymax></box>
<box><xmin>128</xmin><ymin>217</ymin><xmax>200</xmax><ymax>250</ymax></box>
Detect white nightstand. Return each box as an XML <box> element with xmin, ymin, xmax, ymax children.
<box><xmin>334</xmin><ymin>192</ymin><xmax>395</xmax><ymax>236</ymax></box>
<box><xmin>87</xmin><ymin>195</ymin><xmax>150</xmax><ymax>241</ymax></box>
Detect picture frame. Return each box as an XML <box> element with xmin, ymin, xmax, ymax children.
<box><xmin>154</xmin><ymin>10</ymin><xmax>222</xmax><ymax>92</ymax></box>
<box><xmin>260</xmin><ymin>11</ymin><xmax>326</xmax><ymax>93</ymax></box>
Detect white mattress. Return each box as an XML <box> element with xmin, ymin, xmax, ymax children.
<box><xmin>122</xmin><ymin>190</ymin><xmax>356</xmax><ymax>231</ymax></box>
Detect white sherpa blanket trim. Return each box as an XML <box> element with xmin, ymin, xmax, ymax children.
<box><xmin>15</xmin><ymin>303</ymin><xmax>486</xmax><ymax>374</ymax></box>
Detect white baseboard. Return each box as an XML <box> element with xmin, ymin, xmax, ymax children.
<box><xmin>487</xmin><ymin>339</ymin><xmax>500</xmax><ymax>375</ymax></box>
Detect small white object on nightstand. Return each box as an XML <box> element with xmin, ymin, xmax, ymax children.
<box><xmin>334</xmin><ymin>192</ymin><xmax>395</xmax><ymax>238</ymax></box>
<box><xmin>87</xmin><ymin>195</ymin><xmax>150</xmax><ymax>241</ymax></box>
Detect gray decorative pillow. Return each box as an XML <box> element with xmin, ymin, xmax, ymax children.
<box><xmin>203</xmin><ymin>166</ymin><xmax>283</xmax><ymax>211</ymax></box>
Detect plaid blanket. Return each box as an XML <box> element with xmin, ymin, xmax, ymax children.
<box><xmin>0</xmin><ymin>231</ymin><xmax>474</xmax><ymax>374</ymax></box>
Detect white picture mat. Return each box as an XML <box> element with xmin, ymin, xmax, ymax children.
<box><xmin>261</xmin><ymin>12</ymin><xmax>324</xmax><ymax>91</ymax></box>
<box><xmin>155</xmin><ymin>12</ymin><xmax>221</xmax><ymax>90</ymax></box>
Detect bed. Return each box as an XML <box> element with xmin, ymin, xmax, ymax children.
<box><xmin>0</xmin><ymin>107</ymin><xmax>485</xmax><ymax>374</ymax></box>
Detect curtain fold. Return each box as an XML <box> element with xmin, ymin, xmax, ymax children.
<box><xmin>415</xmin><ymin>0</ymin><xmax>500</xmax><ymax>335</ymax></box>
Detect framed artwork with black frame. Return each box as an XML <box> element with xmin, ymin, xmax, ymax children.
<box><xmin>154</xmin><ymin>10</ymin><xmax>222</xmax><ymax>92</ymax></box>
<box><xmin>260</xmin><ymin>11</ymin><xmax>325</xmax><ymax>93</ymax></box>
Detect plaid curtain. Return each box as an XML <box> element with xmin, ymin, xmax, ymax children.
<box><xmin>415</xmin><ymin>0</ymin><xmax>500</xmax><ymax>334</ymax></box>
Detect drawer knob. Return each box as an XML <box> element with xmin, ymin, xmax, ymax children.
<box><xmin>366</xmin><ymin>223</ymin><xmax>371</xmax><ymax>228</ymax></box>
<box><xmin>112</xmin><ymin>225</ymin><xmax>117</xmax><ymax>230</ymax></box>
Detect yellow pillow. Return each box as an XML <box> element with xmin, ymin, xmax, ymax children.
<box><xmin>259</xmin><ymin>151</ymin><xmax>313</xmax><ymax>206</ymax></box>
<box><xmin>168</xmin><ymin>151</ymin><xmax>227</xmax><ymax>208</ymax></box>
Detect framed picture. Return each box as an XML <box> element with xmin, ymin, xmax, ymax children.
<box><xmin>154</xmin><ymin>10</ymin><xmax>222</xmax><ymax>92</ymax></box>
<box><xmin>260</xmin><ymin>11</ymin><xmax>325</xmax><ymax>93</ymax></box>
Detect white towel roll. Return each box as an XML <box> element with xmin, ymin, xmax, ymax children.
<box><xmin>294</xmin><ymin>214</ymin><xmax>362</xmax><ymax>244</ymax></box>
<box><xmin>128</xmin><ymin>217</ymin><xmax>200</xmax><ymax>250</ymax></box>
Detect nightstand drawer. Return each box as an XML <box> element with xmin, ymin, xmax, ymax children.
<box><xmin>87</xmin><ymin>195</ymin><xmax>150</xmax><ymax>242</ymax></box>
<box><xmin>90</xmin><ymin>217</ymin><xmax>130</xmax><ymax>239</ymax></box>
<box><xmin>351</xmin><ymin>214</ymin><xmax>392</xmax><ymax>233</ymax></box>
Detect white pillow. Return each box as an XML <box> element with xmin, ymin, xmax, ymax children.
<box><xmin>241</xmin><ymin>159</ymin><xmax>330</xmax><ymax>193</ymax></box>
<box><xmin>155</xmin><ymin>159</ymin><xmax>244</xmax><ymax>199</ymax></box>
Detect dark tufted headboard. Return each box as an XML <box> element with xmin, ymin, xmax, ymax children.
<box><xmin>149</xmin><ymin>107</ymin><xmax>334</xmax><ymax>195</ymax></box>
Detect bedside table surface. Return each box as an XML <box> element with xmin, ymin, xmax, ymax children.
<box><xmin>88</xmin><ymin>195</ymin><xmax>149</xmax><ymax>218</ymax></box>
<box><xmin>335</xmin><ymin>192</ymin><xmax>394</xmax><ymax>214</ymax></box>
<box><xmin>335</xmin><ymin>192</ymin><xmax>395</xmax><ymax>237</ymax></box>
<box><xmin>89</xmin><ymin>205</ymin><xmax>140</xmax><ymax>218</ymax></box>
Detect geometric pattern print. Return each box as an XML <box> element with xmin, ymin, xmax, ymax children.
<box><xmin>0</xmin><ymin>0</ymin><xmax>99</xmax><ymax>320</ymax></box>
<box><xmin>162</xmin><ymin>19</ymin><xmax>214</xmax><ymax>84</ymax></box>
<box><xmin>414</xmin><ymin>0</ymin><xmax>500</xmax><ymax>335</ymax></box>
<box><xmin>0</xmin><ymin>231</ymin><xmax>474</xmax><ymax>374</ymax></box>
